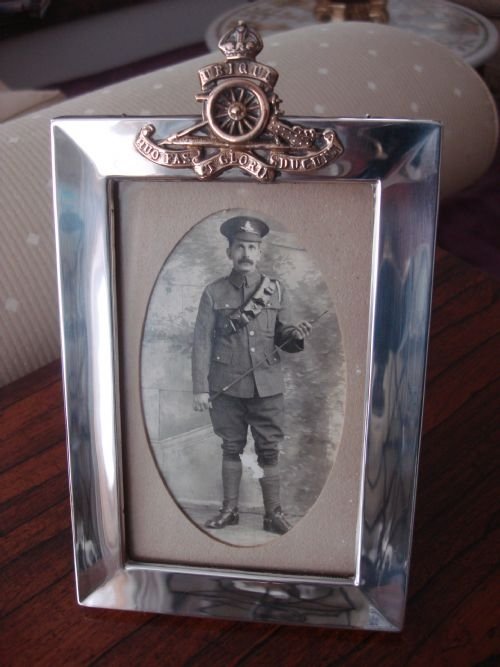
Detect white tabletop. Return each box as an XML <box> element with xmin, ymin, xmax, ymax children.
<box><xmin>206</xmin><ymin>0</ymin><xmax>498</xmax><ymax>67</ymax></box>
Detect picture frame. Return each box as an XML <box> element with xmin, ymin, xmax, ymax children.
<box><xmin>51</xmin><ymin>111</ymin><xmax>441</xmax><ymax>631</ymax></box>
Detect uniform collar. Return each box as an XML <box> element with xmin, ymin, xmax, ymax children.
<box><xmin>229</xmin><ymin>269</ymin><xmax>261</xmax><ymax>289</ymax></box>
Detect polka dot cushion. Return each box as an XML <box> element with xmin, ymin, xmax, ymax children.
<box><xmin>0</xmin><ymin>21</ymin><xmax>497</xmax><ymax>384</ymax></box>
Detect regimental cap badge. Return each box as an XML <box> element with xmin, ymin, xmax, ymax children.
<box><xmin>135</xmin><ymin>22</ymin><xmax>343</xmax><ymax>182</ymax></box>
<box><xmin>242</xmin><ymin>220</ymin><xmax>257</xmax><ymax>233</ymax></box>
<box><xmin>220</xmin><ymin>216</ymin><xmax>269</xmax><ymax>242</ymax></box>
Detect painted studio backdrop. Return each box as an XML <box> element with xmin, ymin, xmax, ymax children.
<box><xmin>141</xmin><ymin>209</ymin><xmax>346</xmax><ymax>546</ymax></box>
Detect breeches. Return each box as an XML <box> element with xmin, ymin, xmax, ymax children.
<box><xmin>209</xmin><ymin>393</ymin><xmax>284</xmax><ymax>467</ymax></box>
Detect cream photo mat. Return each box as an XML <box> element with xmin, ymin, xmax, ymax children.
<box><xmin>116</xmin><ymin>179</ymin><xmax>375</xmax><ymax>576</ymax></box>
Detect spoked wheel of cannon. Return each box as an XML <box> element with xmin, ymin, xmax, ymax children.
<box><xmin>206</xmin><ymin>79</ymin><xmax>270</xmax><ymax>144</ymax></box>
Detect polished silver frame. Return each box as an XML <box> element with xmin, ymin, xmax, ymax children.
<box><xmin>52</xmin><ymin>115</ymin><xmax>441</xmax><ymax>631</ymax></box>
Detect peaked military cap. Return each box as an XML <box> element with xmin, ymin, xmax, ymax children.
<box><xmin>220</xmin><ymin>216</ymin><xmax>269</xmax><ymax>243</ymax></box>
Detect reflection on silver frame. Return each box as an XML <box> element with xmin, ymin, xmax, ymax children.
<box><xmin>51</xmin><ymin>115</ymin><xmax>441</xmax><ymax>631</ymax></box>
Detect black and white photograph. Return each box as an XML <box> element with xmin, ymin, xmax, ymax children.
<box><xmin>141</xmin><ymin>208</ymin><xmax>346</xmax><ymax>547</ymax></box>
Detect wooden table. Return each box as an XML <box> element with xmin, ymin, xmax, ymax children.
<box><xmin>1</xmin><ymin>248</ymin><xmax>499</xmax><ymax>665</ymax></box>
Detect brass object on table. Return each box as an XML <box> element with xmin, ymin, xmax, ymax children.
<box><xmin>135</xmin><ymin>21</ymin><xmax>343</xmax><ymax>181</ymax></box>
<box><xmin>315</xmin><ymin>0</ymin><xmax>389</xmax><ymax>23</ymax></box>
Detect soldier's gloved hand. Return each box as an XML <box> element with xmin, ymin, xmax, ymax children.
<box><xmin>193</xmin><ymin>393</ymin><xmax>211</xmax><ymax>411</ymax></box>
<box><xmin>292</xmin><ymin>320</ymin><xmax>312</xmax><ymax>340</ymax></box>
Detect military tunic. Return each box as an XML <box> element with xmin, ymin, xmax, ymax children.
<box><xmin>192</xmin><ymin>269</ymin><xmax>303</xmax><ymax>466</ymax></box>
<box><xmin>192</xmin><ymin>269</ymin><xmax>302</xmax><ymax>398</ymax></box>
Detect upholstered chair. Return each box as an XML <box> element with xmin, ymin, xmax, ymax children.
<box><xmin>1</xmin><ymin>22</ymin><xmax>497</xmax><ymax>384</ymax></box>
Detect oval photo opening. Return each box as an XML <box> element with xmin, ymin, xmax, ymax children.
<box><xmin>141</xmin><ymin>209</ymin><xmax>346</xmax><ymax>546</ymax></box>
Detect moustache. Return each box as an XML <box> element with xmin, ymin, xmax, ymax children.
<box><xmin>238</xmin><ymin>259</ymin><xmax>253</xmax><ymax>265</ymax></box>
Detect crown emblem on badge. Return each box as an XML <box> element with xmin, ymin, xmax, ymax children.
<box><xmin>134</xmin><ymin>22</ymin><xmax>343</xmax><ymax>181</ymax></box>
<box><xmin>218</xmin><ymin>21</ymin><xmax>264</xmax><ymax>60</ymax></box>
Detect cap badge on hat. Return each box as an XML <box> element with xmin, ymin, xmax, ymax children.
<box><xmin>134</xmin><ymin>22</ymin><xmax>343</xmax><ymax>182</ymax></box>
<box><xmin>220</xmin><ymin>216</ymin><xmax>269</xmax><ymax>241</ymax></box>
<box><xmin>241</xmin><ymin>221</ymin><xmax>257</xmax><ymax>234</ymax></box>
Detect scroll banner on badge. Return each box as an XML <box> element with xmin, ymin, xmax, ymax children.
<box><xmin>135</xmin><ymin>125</ymin><xmax>201</xmax><ymax>167</ymax></box>
<box><xmin>268</xmin><ymin>130</ymin><xmax>343</xmax><ymax>172</ymax></box>
<box><xmin>135</xmin><ymin>125</ymin><xmax>343</xmax><ymax>179</ymax></box>
<box><xmin>193</xmin><ymin>131</ymin><xmax>343</xmax><ymax>180</ymax></box>
<box><xmin>198</xmin><ymin>59</ymin><xmax>278</xmax><ymax>90</ymax></box>
<box><xmin>193</xmin><ymin>150</ymin><xmax>274</xmax><ymax>181</ymax></box>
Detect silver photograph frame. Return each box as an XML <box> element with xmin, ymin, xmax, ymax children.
<box><xmin>51</xmin><ymin>115</ymin><xmax>441</xmax><ymax>631</ymax></box>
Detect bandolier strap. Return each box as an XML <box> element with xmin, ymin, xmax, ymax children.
<box><xmin>224</xmin><ymin>275</ymin><xmax>279</xmax><ymax>335</ymax></box>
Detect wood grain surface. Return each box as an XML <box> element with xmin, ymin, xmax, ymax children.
<box><xmin>1</xmin><ymin>248</ymin><xmax>499</xmax><ymax>666</ymax></box>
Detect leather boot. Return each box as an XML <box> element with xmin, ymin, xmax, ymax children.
<box><xmin>205</xmin><ymin>459</ymin><xmax>241</xmax><ymax>530</ymax></box>
<box><xmin>263</xmin><ymin>506</ymin><xmax>292</xmax><ymax>534</ymax></box>
<box><xmin>259</xmin><ymin>474</ymin><xmax>292</xmax><ymax>534</ymax></box>
<box><xmin>205</xmin><ymin>503</ymin><xmax>239</xmax><ymax>529</ymax></box>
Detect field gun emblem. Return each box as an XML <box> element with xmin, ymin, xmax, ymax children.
<box><xmin>135</xmin><ymin>21</ymin><xmax>343</xmax><ymax>181</ymax></box>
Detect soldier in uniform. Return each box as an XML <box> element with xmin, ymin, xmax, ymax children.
<box><xmin>192</xmin><ymin>215</ymin><xmax>312</xmax><ymax>534</ymax></box>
